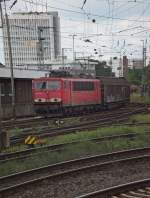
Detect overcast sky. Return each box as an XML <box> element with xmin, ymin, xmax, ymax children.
<box><xmin>1</xmin><ymin>0</ymin><xmax>150</xmax><ymax>63</ymax></box>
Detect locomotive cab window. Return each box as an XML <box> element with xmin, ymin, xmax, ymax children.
<box><xmin>64</xmin><ymin>80</ymin><xmax>68</xmax><ymax>89</ymax></box>
<box><xmin>35</xmin><ymin>82</ymin><xmax>46</xmax><ymax>90</ymax></box>
<box><xmin>73</xmin><ymin>81</ymin><xmax>94</xmax><ymax>91</ymax></box>
<box><xmin>47</xmin><ymin>81</ymin><xmax>61</xmax><ymax>90</ymax></box>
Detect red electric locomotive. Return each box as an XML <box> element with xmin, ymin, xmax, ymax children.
<box><xmin>33</xmin><ymin>77</ymin><xmax>101</xmax><ymax>114</ymax></box>
<box><xmin>32</xmin><ymin>77</ymin><xmax>130</xmax><ymax>114</ymax></box>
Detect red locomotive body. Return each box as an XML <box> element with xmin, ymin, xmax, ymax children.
<box><xmin>32</xmin><ymin>77</ymin><xmax>130</xmax><ymax>114</ymax></box>
<box><xmin>32</xmin><ymin>77</ymin><xmax>102</xmax><ymax>113</ymax></box>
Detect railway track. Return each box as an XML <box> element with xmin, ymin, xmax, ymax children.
<box><xmin>2</xmin><ymin>103</ymin><xmax>147</xmax><ymax>131</ymax></box>
<box><xmin>0</xmin><ymin>132</ymin><xmax>138</xmax><ymax>163</ymax></box>
<box><xmin>0</xmin><ymin>148</ymin><xmax>150</xmax><ymax>198</ymax></box>
<box><xmin>10</xmin><ymin>105</ymin><xmax>149</xmax><ymax>145</ymax></box>
<box><xmin>77</xmin><ymin>179</ymin><xmax>150</xmax><ymax>198</ymax></box>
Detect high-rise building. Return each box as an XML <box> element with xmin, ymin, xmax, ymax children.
<box><xmin>3</xmin><ymin>12</ymin><xmax>61</xmax><ymax>67</ymax></box>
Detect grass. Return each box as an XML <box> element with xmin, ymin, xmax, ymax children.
<box><xmin>1</xmin><ymin>113</ymin><xmax>150</xmax><ymax>177</ymax></box>
<box><xmin>130</xmin><ymin>114</ymin><xmax>150</xmax><ymax>123</ymax></box>
<box><xmin>8</xmin><ymin>127</ymin><xmax>23</xmax><ymax>137</ymax></box>
<box><xmin>1</xmin><ymin>122</ymin><xmax>150</xmax><ymax>177</ymax></box>
<box><xmin>0</xmin><ymin>134</ymin><xmax>150</xmax><ymax>177</ymax></box>
<box><xmin>45</xmin><ymin>124</ymin><xmax>150</xmax><ymax>146</ymax></box>
<box><xmin>130</xmin><ymin>93</ymin><xmax>150</xmax><ymax>104</ymax></box>
<box><xmin>2</xmin><ymin>116</ymin><xmax>150</xmax><ymax>154</ymax></box>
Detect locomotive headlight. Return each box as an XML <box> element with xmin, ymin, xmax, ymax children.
<box><xmin>34</xmin><ymin>98</ymin><xmax>46</xmax><ymax>102</ymax></box>
<box><xmin>50</xmin><ymin>98</ymin><xmax>61</xmax><ymax>102</ymax></box>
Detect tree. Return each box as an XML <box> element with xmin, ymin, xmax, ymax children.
<box><xmin>127</xmin><ymin>68</ymin><xmax>143</xmax><ymax>85</ymax></box>
<box><xmin>95</xmin><ymin>61</ymin><xmax>114</xmax><ymax>77</ymax></box>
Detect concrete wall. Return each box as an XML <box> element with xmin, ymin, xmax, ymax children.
<box><xmin>1</xmin><ymin>103</ymin><xmax>35</xmax><ymax>119</ymax></box>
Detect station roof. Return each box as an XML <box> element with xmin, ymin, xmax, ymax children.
<box><xmin>0</xmin><ymin>67</ymin><xmax>47</xmax><ymax>79</ymax></box>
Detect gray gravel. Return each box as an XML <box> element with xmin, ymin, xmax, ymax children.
<box><xmin>0</xmin><ymin>156</ymin><xmax>150</xmax><ymax>198</ymax></box>
<box><xmin>1</xmin><ymin>148</ymin><xmax>150</xmax><ymax>190</ymax></box>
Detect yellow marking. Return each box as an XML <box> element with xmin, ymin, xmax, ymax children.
<box><xmin>28</xmin><ymin>137</ymin><xmax>36</xmax><ymax>145</ymax></box>
<box><xmin>25</xmin><ymin>135</ymin><xmax>31</xmax><ymax>144</ymax></box>
<box><xmin>25</xmin><ymin>136</ymin><xmax>38</xmax><ymax>145</ymax></box>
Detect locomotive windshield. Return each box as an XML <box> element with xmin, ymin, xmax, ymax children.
<box><xmin>47</xmin><ymin>81</ymin><xmax>61</xmax><ymax>90</ymax></box>
<box><xmin>34</xmin><ymin>82</ymin><xmax>46</xmax><ymax>90</ymax></box>
<box><xmin>34</xmin><ymin>81</ymin><xmax>61</xmax><ymax>90</ymax></box>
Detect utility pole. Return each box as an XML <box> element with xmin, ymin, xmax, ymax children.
<box><xmin>141</xmin><ymin>40</ymin><xmax>146</xmax><ymax>96</ymax></box>
<box><xmin>4</xmin><ymin>0</ymin><xmax>15</xmax><ymax>118</ymax></box>
<box><xmin>142</xmin><ymin>41</ymin><xmax>144</xmax><ymax>68</ymax></box>
<box><xmin>37</xmin><ymin>27</ymin><xmax>44</xmax><ymax>68</ymax></box>
<box><xmin>0</xmin><ymin>83</ymin><xmax>10</xmax><ymax>149</ymax></box>
<box><xmin>141</xmin><ymin>40</ymin><xmax>146</xmax><ymax>68</ymax></box>
<box><xmin>0</xmin><ymin>1</ymin><xmax>3</xmax><ymax>28</ymax></box>
<box><xmin>0</xmin><ymin>1</ymin><xmax>3</xmax><ymax>149</ymax></box>
<box><xmin>0</xmin><ymin>83</ymin><xmax>2</xmax><ymax>148</ymax></box>
<box><xmin>119</xmin><ymin>52</ymin><xmax>122</xmax><ymax>77</ymax></box>
<box><xmin>143</xmin><ymin>47</ymin><xmax>146</xmax><ymax>68</ymax></box>
<box><xmin>37</xmin><ymin>26</ymin><xmax>53</xmax><ymax>68</ymax></box>
<box><xmin>70</xmin><ymin>34</ymin><xmax>77</xmax><ymax>61</ymax></box>
<box><xmin>62</xmin><ymin>48</ymin><xmax>65</xmax><ymax>65</ymax></box>
<box><xmin>61</xmin><ymin>48</ymin><xmax>71</xmax><ymax>64</ymax></box>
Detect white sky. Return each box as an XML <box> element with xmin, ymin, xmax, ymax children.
<box><xmin>1</xmin><ymin>0</ymin><xmax>150</xmax><ymax>63</ymax></box>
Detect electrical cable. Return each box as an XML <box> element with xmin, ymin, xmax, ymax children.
<box><xmin>21</xmin><ymin>0</ymin><xmax>150</xmax><ymax>23</ymax></box>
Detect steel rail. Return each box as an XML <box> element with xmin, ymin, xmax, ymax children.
<box><xmin>77</xmin><ymin>179</ymin><xmax>150</xmax><ymax>198</ymax></box>
<box><xmin>0</xmin><ymin>132</ymin><xmax>138</xmax><ymax>163</ymax></box>
<box><xmin>2</xmin><ymin>109</ymin><xmax>130</xmax><ymax>131</ymax></box>
<box><xmin>0</xmin><ymin>148</ymin><xmax>150</xmax><ymax>192</ymax></box>
<box><xmin>2</xmin><ymin>104</ymin><xmax>147</xmax><ymax>130</ymax></box>
<box><xmin>0</xmin><ymin>154</ymin><xmax>150</xmax><ymax>197</ymax></box>
<box><xmin>9</xmin><ymin>106</ymin><xmax>149</xmax><ymax>145</ymax></box>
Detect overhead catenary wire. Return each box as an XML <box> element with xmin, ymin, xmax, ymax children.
<box><xmin>7</xmin><ymin>1</ymin><xmax>150</xmax><ymax>37</ymax></box>
<box><xmin>20</xmin><ymin>0</ymin><xmax>150</xmax><ymax>56</ymax></box>
<box><xmin>1</xmin><ymin>0</ymin><xmax>150</xmax><ymax>61</ymax></box>
<box><xmin>115</xmin><ymin>0</ymin><xmax>140</xmax><ymax>17</ymax></box>
<box><xmin>128</xmin><ymin>2</ymin><xmax>150</xmax><ymax>28</ymax></box>
<box><xmin>21</xmin><ymin>0</ymin><xmax>150</xmax><ymax>23</ymax></box>
<box><xmin>81</xmin><ymin>0</ymin><xmax>87</xmax><ymax>9</ymax></box>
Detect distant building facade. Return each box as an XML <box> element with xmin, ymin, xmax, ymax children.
<box><xmin>122</xmin><ymin>56</ymin><xmax>128</xmax><ymax>77</ymax></box>
<box><xmin>132</xmin><ymin>59</ymin><xmax>143</xmax><ymax>69</ymax></box>
<box><xmin>3</xmin><ymin>12</ymin><xmax>61</xmax><ymax>67</ymax></box>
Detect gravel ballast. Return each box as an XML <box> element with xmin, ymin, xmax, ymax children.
<box><xmin>0</xmin><ymin>156</ymin><xmax>150</xmax><ymax>198</ymax></box>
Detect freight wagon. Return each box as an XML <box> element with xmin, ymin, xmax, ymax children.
<box><xmin>97</xmin><ymin>77</ymin><xmax>130</xmax><ymax>108</ymax></box>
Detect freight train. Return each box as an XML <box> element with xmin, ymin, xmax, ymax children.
<box><xmin>32</xmin><ymin>76</ymin><xmax>130</xmax><ymax>114</ymax></box>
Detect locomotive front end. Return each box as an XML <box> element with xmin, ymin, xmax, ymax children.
<box><xmin>33</xmin><ymin>78</ymin><xmax>62</xmax><ymax>114</ymax></box>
